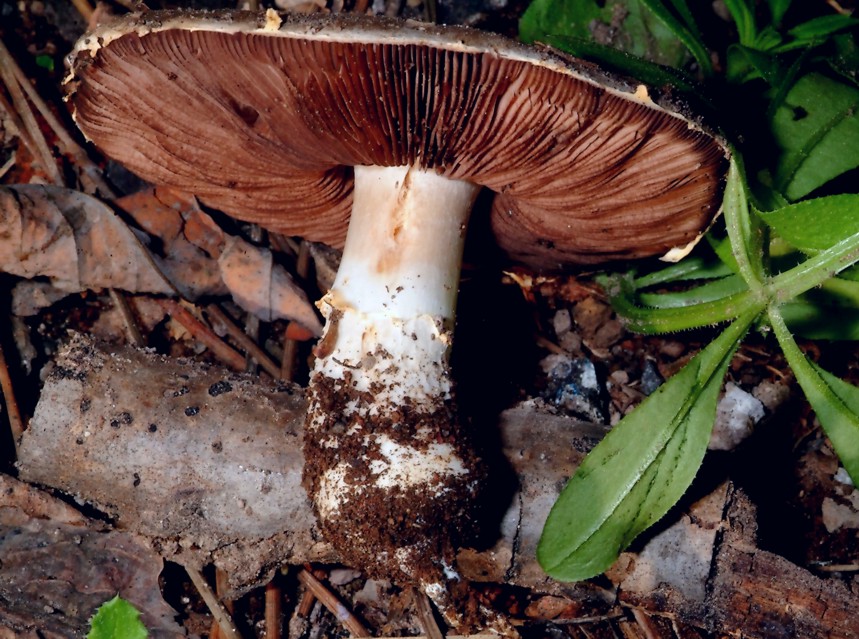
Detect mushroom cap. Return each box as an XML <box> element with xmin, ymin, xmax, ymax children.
<box><xmin>68</xmin><ymin>10</ymin><xmax>729</xmax><ymax>268</ymax></box>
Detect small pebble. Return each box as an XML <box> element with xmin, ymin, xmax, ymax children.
<box><xmin>835</xmin><ymin>467</ymin><xmax>854</xmax><ymax>487</ymax></box>
<box><xmin>540</xmin><ymin>353</ymin><xmax>607</xmax><ymax>423</ymax></box>
<box><xmin>552</xmin><ymin>309</ymin><xmax>572</xmax><ymax>337</ymax></box>
<box><xmin>329</xmin><ymin>568</ymin><xmax>362</xmax><ymax>586</ymax></box>
<box><xmin>709</xmin><ymin>383</ymin><xmax>765</xmax><ymax>451</ymax></box>
<box><xmin>640</xmin><ymin>359</ymin><xmax>664</xmax><ymax>395</ymax></box>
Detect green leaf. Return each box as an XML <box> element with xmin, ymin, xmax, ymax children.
<box><xmin>831</xmin><ymin>31</ymin><xmax>859</xmax><ymax>86</ymax></box>
<box><xmin>771</xmin><ymin>72</ymin><xmax>859</xmax><ymax>199</ymax></box>
<box><xmin>537</xmin><ymin>312</ymin><xmax>756</xmax><ymax>581</ymax></box>
<box><xmin>723</xmin><ymin>156</ymin><xmax>766</xmax><ymax>289</ymax></box>
<box><xmin>88</xmin><ymin>596</ymin><xmax>148</xmax><ymax>639</ymax></box>
<box><xmin>723</xmin><ymin>0</ymin><xmax>757</xmax><ymax>46</ymax></box>
<box><xmin>600</xmin><ymin>271</ymin><xmax>756</xmax><ymax>333</ymax></box>
<box><xmin>520</xmin><ymin>0</ymin><xmax>694</xmax><ymax>69</ymax></box>
<box><xmin>780</xmin><ymin>298</ymin><xmax>859</xmax><ymax>340</ymax></box>
<box><xmin>637</xmin><ymin>0</ymin><xmax>713</xmax><ymax>74</ymax></box>
<box><xmin>633</xmin><ymin>256</ymin><xmax>734</xmax><ymax>288</ymax></box>
<box><xmin>756</xmin><ymin>194</ymin><xmax>859</xmax><ymax>252</ymax></box>
<box><xmin>664</xmin><ymin>0</ymin><xmax>701</xmax><ymax>38</ymax></box>
<box><xmin>519</xmin><ymin>0</ymin><xmax>604</xmax><ymax>45</ymax></box>
<box><xmin>725</xmin><ymin>44</ymin><xmax>783</xmax><ymax>84</ymax></box>
<box><xmin>766</xmin><ymin>0</ymin><xmax>792</xmax><ymax>26</ymax></box>
<box><xmin>769</xmin><ymin>305</ymin><xmax>859</xmax><ymax>483</ymax></box>
<box><xmin>541</xmin><ymin>35</ymin><xmax>699</xmax><ymax>91</ymax></box>
<box><xmin>787</xmin><ymin>15</ymin><xmax>859</xmax><ymax>43</ymax></box>
<box><xmin>777</xmin><ymin>274</ymin><xmax>859</xmax><ymax>339</ymax></box>
<box><xmin>754</xmin><ymin>25</ymin><xmax>787</xmax><ymax>51</ymax></box>
<box><xmin>707</xmin><ymin>232</ymin><xmax>741</xmax><ymax>274</ymax></box>
<box><xmin>35</xmin><ymin>54</ymin><xmax>55</xmax><ymax>72</ymax></box>
<box><xmin>768</xmin><ymin>227</ymin><xmax>859</xmax><ymax>302</ymax></box>
<box><xmin>638</xmin><ymin>274</ymin><xmax>749</xmax><ymax>309</ymax></box>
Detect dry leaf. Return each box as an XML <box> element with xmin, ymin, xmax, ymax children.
<box><xmin>1</xmin><ymin>185</ymin><xmax>322</xmax><ymax>333</ymax></box>
<box><xmin>219</xmin><ymin>234</ymin><xmax>321</xmax><ymax>328</ymax></box>
<box><xmin>0</xmin><ymin>184</ymin><xmax>172</xmax><ymax>295</ymax></box>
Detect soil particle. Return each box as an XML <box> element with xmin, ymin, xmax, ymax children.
<box><xmin>207</xmin><ymin>380</ymin><xmax>232</xmax><ymax>396</ymax></box>
<box><xmin>304</xmin><ymin>370</ymin><xmax>484</xmax><ymax>586</ymax></box>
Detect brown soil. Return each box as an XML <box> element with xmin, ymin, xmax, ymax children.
<box><xmin>303</xmin><ymin>367</ymin><xmax>484</xmax><ymax>586</ymax></box>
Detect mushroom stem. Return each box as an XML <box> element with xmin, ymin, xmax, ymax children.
<box><xmin>304</xmin><ymin>164</ymin><xmax>483</xmax><ymax>584</ymax></box>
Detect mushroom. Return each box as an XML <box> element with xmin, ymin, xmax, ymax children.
<box><xmin>67</xmin><ymin>8</ymin><xmax>729</xmax><ymax>616</ymax></box>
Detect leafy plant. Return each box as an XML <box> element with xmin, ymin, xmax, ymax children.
<box><xmin>523</xmin><ymin>0</ymin><xmax>859</xmax><ymax>581</ymax></box>
<box><xmin>87</xmin><ymin>595</ymin><xmax>148</xmax><ymax>639</ymax></box>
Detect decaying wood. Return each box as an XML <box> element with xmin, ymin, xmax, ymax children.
<box><xmin>16</xmin><ymin>335</ymin><xmax>859</xmax><ymax>637</ymax></box>
<box><xmin>18</xmin><ymin>334</ymin><xmax>328</xmax><ymax>596</ymax></box>
<box><xmin>616</xmin><ymin>483</ymin><xmax>859</xmax><ymax>638</ymax></box>
<box><xmin>17</xmin><ymin>334</ymin><xmax>608</xmax><ymax>602</ymax></box>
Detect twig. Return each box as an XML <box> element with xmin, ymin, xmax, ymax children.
<box><xmin>109</xmin><ymin>290</ymin><xmax>145</xmax><ymax>347</ymax></box>
<box><xmin>297</xmin><ymin>569</ymin><xmax>371</xmax><ymax>637</ymax></box>
<box><xmin>827</xmin><ymin>0</ymin><xmax>850</xmax><ymax>15</ymax></box>
<box><xmin>812</xmin><ymin>562</ymin><xmax>859</xmax><ymax>572</ymax></box>
<box><xmin>70</xmin><ymin>0</ymin><xmax>94</xmax><ymax>21</ymax></box>
<box><xmin>374</xmin><ymin>636</ymin><xmax>496</xmax><ymax>639</ymax></box>
<box><xmin>9</xmin><ymin>59</ymin><xmax>116</xmax><ymax>197</ymax></box>
<box><xmin>185</xmin><ymin>566</ymin><xmax>242</xmax><ymax>639</ymax></box>
<box><xmin>551</xmin><ymin>613</ymin><xmax>626</xmax><ymax>626</ymax></box>
<box><xmin>535</xmin><ymin>334</ymin><xmax>567</xmax><ymax>356</ymax></box>
<box><xmin>157</xmin><ymin>299</ymin><xmax>247</xmax><ymax>372</ymax></box>
<box><xmin>424</xmin><ymin>0</ymin><xmax>437</xmax><ymax>23</ymax></box>
<box><xmin>0</xmin><ymin>152</ymin><xmax>15</xmax><ymax>180</ymax></box>
<box><xmin>0</xmin><ymin>339</ymin><xmax>24</xmax><ymax>453</ymax></box>
<box><xmin>265</xmin><ymin>579</ymin><xmax>283</xmax><ymax>639</ymax></box>
<box><xmin>210</xmin><ymin>568</ymin><xmax>235</xmax><ymax>639</ymax></box>
<box><xmin>297</xmin><ymin>577</ymin><xmax>317</xmax><ymax>617</ymax></box>
<box><xmin>411</xmin><ymin>589</ymin><xmax>444</xmax><ymax>639</ymax></box>
<box><xmin>0</xmin><ymin>39</ymin><xmax>63</xmax><ymax>185</ymax></box>
<box><xmin>205</xmin><ymin>304</ymin><xmax>281</xmax><ymax>379</ymax></box>
<box><xmin>281</xmin><ymin>240</ymin><xmax>311</xmax><ymax>381</ymax></box>
<box><xmin>0</xmin><ymin>91</ymin><xmax>44</xmax><ymax>176</ymax></box>
<box><xmin>630</xmin><ymin>608</ymin><xmax>660</xmax><ymax>639</ymax></box>
<box><xmin>245</xmin><ymin>312</ymin><xmax>261</xmax><ymax>374</ymax></box>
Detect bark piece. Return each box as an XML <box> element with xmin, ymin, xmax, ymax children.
<box><xmin>618</xmin><ymin>484</ymin><xmax>859</xmax><ymax>638</ymax></box>
<box><xmin>18</xmin><ymin>333</ymin><xmax>335</xmax><ymax>596</ymax></box>
<box><xmin>709</xmin><ymin>487</ymin><xmax>859</xmax><ymax>639</ymax></box>
<box><xmin>0</xmin><ymin>474</ymin><xmax>184</xmax><ymax>639</ymax></box>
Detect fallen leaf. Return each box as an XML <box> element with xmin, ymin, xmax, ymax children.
<box><xmin>0</xmin><ymin>184</ymin><xmax>172</xmax><ymax>295</ymax></box>
<box><xmin>219</xmin><ymin>234</ymin><xmax>321</xmax><ymax>328</ymax></box>
<box><xmin>0</xmin><ymin>184</ymin><xmax>322</xmax><ymax>334</ymax></box>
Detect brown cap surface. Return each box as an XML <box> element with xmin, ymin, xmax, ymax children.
<box><xmin>68</xmin><ymin>10</ymin><xmax>729</xmax><ymax>268</ymax></box>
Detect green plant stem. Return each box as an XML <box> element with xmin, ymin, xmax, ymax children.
<box><xmin>767</xmin><ymin>229</ymin><xmax>859</xmax><ymax>303</ymax></box>
<box><xmin>615</xmin><ymin>219</ymin><xmax>859</xmax><ymax>334</ymax></box>
<box><xmin>607</xmin><ymin>277</ymin><xmax>758</xmax><ymax>333</ymax></box>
